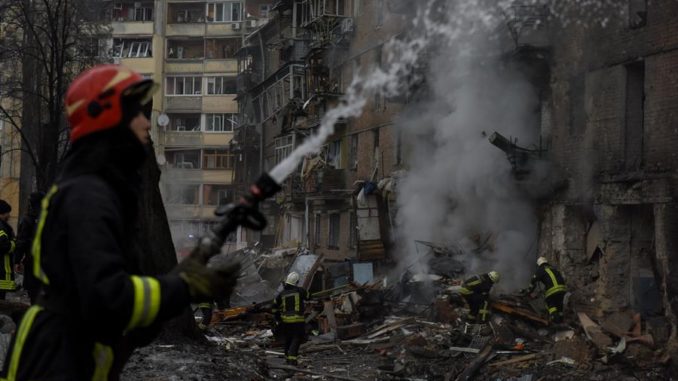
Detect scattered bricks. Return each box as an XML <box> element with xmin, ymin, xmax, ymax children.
<box><xmin>434</xmin><ymin>297</ymin><xmax>457</xmax><ymax>323</ymax></box>
<box><xmin>336</xmin><ymin>323</ymin><xmax>366</xmax><ymax>340</ymax></box>
<box><xmin>550</xmin><ymin>335</ymin><xmax>594</xmax><ymax>368</ymax></box>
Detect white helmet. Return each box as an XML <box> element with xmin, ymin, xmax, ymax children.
<box><xmin>537</xmin><ymin>257</ymin><xmax>548</xmax><ymax>266</ymax></box>
<box><xmin>285</xmin><ymin>271</ymin><xmax>300</xmax><ymax>285</ymax></box>
<box><xmin>488</xmin><ymin>271</ymin><xmax>500</xmax><ymax>283</ymax></box>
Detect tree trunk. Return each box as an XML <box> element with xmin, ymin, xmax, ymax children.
<box><xmin>136</xmin><ymin>141</ymin><xmax>204</xmax><ymax>343</ymax></box>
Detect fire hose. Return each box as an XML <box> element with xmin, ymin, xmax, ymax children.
<box><xmin>191</xmin><ymin>172</ymin><xmax>282</xmax><ymax>265</ymax></box>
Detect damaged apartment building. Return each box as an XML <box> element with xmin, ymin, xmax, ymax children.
<box><xmin>235</xmin><ymin>0</ymin><xmax>678</xmax><ymax>352</ymax></box>
<box><xmin>235</xmin><ymin>0</ymin><xmax>402</xmax><ymax>271</ymax></box>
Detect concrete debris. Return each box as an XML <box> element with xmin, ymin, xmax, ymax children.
<box><xmin>577</xmin><ymin>312</ymin><xmax>613</xmax><ymax>350</ymax></box>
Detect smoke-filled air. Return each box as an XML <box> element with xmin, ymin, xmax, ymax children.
<box><xmin>269</xmin><ymin>0</ymin><xmax>625</xmax><ymax>290</ymax></box>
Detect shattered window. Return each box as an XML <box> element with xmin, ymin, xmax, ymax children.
<box><xmin>328</xmin><ymin>213</ymin><xmax>340</xmax><ymax>249</ymax></box>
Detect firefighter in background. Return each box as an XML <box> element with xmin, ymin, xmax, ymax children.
<box><xmin>1</xmin><ymin>64</ymin><xmax>242</xmax><ymax>380</ymax></box>
<box><xmin>0</xmin><ymin>200</ymin><xmax>16</xmax><ymax>300</ymax></box>
<box><xmin>14</xmin><ymin>192</ymin><xmax>45</xmax><ymax>304</ymax></box>
<box><xmin>459</xmin><ymin>271</ymin><xmax>500</xmax><ymax>323</ymax></box>
<box><xmin>273</xmin><ymin>272</ymin><xmax>309</xmax><ymax>366</ymax></box>
<box><xmin>521</xmin><ymin>256</ymin><xmax>567</xmax><ymax>324</ymax></box>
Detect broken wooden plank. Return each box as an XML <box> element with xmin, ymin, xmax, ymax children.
<box><xmin>488</xmin><ymin>353</ymin><xmax>538</xmax><ymax>367</ymax></box>
<box><xmin>577</xmin><ymin>312</ymin><xmax>613</xmax><ymax>350</ymax></box>
<box><xmin>342</xmin><ymin>337</ymin><xmax>390</xmax><ymax>345</ymax></box>
<box><xmin>324</xmin><ymin>300</ymin><xmax>338</xmax><ymax>333</ymax></box>
<box><xmin>490</xmin><ymin>301</ymin><xmax>549</xmax><ymax>326</ymax></box>
<box><xmin>448</xmin><ymin>346</ymin><xmax>481</xmax><ymax>354</ymax></box>
<box><xmin>454</xmin><ymin>343</ymin><xmax>494</xmax><ymax>381</ymax></box>
<box><xmin>365</xmin><ymin>317</ymin><xmax>415</xmax><ymax>339</ymax></box>
<box><xmin>268</xmin><ymin>364</ymin><xmax>365</xmax><ymax>381</ymax></box>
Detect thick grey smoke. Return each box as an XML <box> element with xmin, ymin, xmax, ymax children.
<box><xmin>393</xmin><ymin>1</ymin><xmax>542</xmax><ymax>291</ymax></box>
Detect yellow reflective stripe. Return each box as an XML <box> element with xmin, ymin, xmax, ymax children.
<box><xmin>0</xmin><ymin>231</ymin><xmax>6</xmax><ymax>237</ymax></box>
<box><xmin>281</xmin><ymin>315</ymin><xmax>305</xmax><ymax>323</ymax></box>
<box><xmin>6</xmin><ymin>305</ymin><xmax>43</xmax><ymax>380</ymax></box>
<box><xmin>32</xmin><ymin>185</ymin><xmax>58</xmax><ymax>285</ymax></box>
<box><xmin>3</xmin><ymin>253</ymin><xmax>11</xmax><ymax>279</ymax></box>
<box><xmin>1</xmin><ymin>253</ymin><xmax>15</xmax><ymax>290</ymax></box>
<box><xmin>548</xmin><ymin>306</ymin><xmax>558</xmax><ymax>314</ymax></box>
<box><xmin>91</xmin><ymin>342</ymin><xmax>114</xmax><ymax>381</ymax></box>
<box><xmin>459</xmin><ymin>287</ymin><xmax>472</xmax><ymax>295</ymax></box>
<box><xmin>126</xmin><ymin>276</ymin><xmax>161</xmax><ymax>330</ymax></box>
<box><xmin>466</xmin><ymin>279</ymin><xmax>481</xmax><ymax>287</ymax></box>
<box><xmin>286</xmin><ymin>355</ymin><xmax>298</xmax><ymax>360</ymax></box>
<box><xmin>9</xmin><ymin>239</ymin><xmax>15</xmax><ymax>253</ymax></box>
<box><xmin>545</xmin><ymin>285</ymin><xmax>567</xmax><ymax>297</ymax></box>
<box><xmin>544</xmin><ymin>267</ymin><xmax>566</xmax><ymax>297</ymax></box>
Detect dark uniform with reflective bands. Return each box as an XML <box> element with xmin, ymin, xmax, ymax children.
<box><xmin>273</xmin><ymin>284</ymin><xmax>309</xmax><ymax>365</ymax></box>
<box><xmin>0</xmin><ymin>148</ymin><xmax>190</xmax><ymax>380</ymax></box>
<box><xmin>526</xmin><ymin>264</ymin><xmax>567</xmax><ymax>323</ymax></box>
<box><xmin>0</xmin><ymin>219</ymin><xmax>16</xmax><ymax>299</ymax></box>
<box><xmin>459</xmin><ymin>273</ymin><xmax>494</xmax><ymax>323</ymax></box>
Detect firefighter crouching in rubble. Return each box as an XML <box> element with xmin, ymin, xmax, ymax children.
<box><xmin>520</xmin><ymin>256</ymin><xmax>567</xmax><ymax>324</ymax></box>
<box><xmin>273</xmin><ymin>272</ymin><xmax>309</xmax><ymax>366</ymax></box>
<box><xmin>0</xmin><ymin>64</ymin><xmax>241</xmax><ymax>381</ymax></box>
<box><xmin>459</xmin><ymin>271</ymin><xmax>500</xmax><ymax>324</ymax></box>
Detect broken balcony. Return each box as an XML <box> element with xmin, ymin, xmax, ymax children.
<box><xmin>504</xmin><ymin>1</ymin><xmax>550</xmax><ymax>49</ymax></box>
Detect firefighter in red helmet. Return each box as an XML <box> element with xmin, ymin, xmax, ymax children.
<box><xmin>0</xmin><ymin>65</ymin><xmax>242</xmax><ymax>380</ymax></box>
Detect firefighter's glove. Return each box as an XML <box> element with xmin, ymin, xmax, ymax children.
<box><xmin>175</xmin><ymin>257</ymin><xmax>242</xmax><ymax>303</ymax></box>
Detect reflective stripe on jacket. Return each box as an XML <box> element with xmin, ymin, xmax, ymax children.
<box><xmin>529</xmin><ymin>264</ymin><xmax>567</xmax><ymax>297</ymax></box>
<box><xmin>274</xmin><ymin>284</ymin><xmax>309</xmax><ymax>324</ymax></box>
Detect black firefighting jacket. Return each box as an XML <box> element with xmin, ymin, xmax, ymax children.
<box><xmin>1</xmin><ymin>129</ymin><xmax>190</xmax><ymax>381</ymax></box>
<box><xmin>273</xmin><ymin>284</ymin><xmax>309</xmax><ymax>324</ymax></box>
<box><xmin>527</xmin><ymin>264</ymin><xmax>567</xmax><ymax>297</ymax></box>
<box><xmin>460</xmin><ymin>273</ymin><xmax>494</xmax><ymax>297</ymax></box>
<box><xmin>0</xmin><ymin>219</ymin><xmax>16</xmax><ymax>291</ymax></box>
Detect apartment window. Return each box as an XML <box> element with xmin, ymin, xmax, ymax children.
<box><xmin>328</xmin><ymin>213</ymin><xmax>340</xmax><ymax>249</ymax></box>
<box><xmin>314</xmin><ymin>213</ymin><xmax>321</xmax><ymax>247</ymax></box>
<box><xmin>206</xmin><ymin>38</ymin><xmax>240</xmax><ymax>59</ymax></box>
<box><xmin>203</xmin><ymin>184</ymin><xmax>232</xmax><ymax>205</ymax></box>
<box><xmin>348</xmin><ymin>134</ymin><xmax>358</xmax><ymax>170</ymax></box>
<box><xmin>206</xmin><ymin>2</ymin><xmax>242</xmax><ymax>22</ymax></box>
<box><xmin>326</xmin><ymin>140</ymin><xmax>341</xmax><ymax>169</ymax></box>
<box><xmin>259</xmin><ymin>4</ymin><xmax>271</xmax><ymax>17</ymax></box>
<box><xmin>134</xmin><ymin>5</ymin><xmax>153</xmax><ymax>21</ymax></box>
<box><xmin>166</xmin><ymin>149</ymin><xmax>200</xmax><ymax>169</ymax></box>
<box><xmin>274</xmin><ymin>135</ymin><xmax>294</xmax><ymax>165</ymax></box>
<box><xmin>168</xmin><ymin>114</ymin><xmax>201</xmax><ymax>132</ymax></box>
<box><xmin>112</xmin><ymin>38</ymin><xmax>152</xmax><ymax>58</ymax></box>
<box><xmin>625</xmin><ymin>61</ymin><xmax>645</xmax><ymax>170</ymax></box>
<box><xmin>167</xmin><ymin>39</ymin><xmax>204</xmax><ymax>60</ymax></box>
<box><xmin>206</xmin><ymin>113</ymin><xmax>237</xmax><ymax>132</ymax></box>
<box><xmin>166</xmin><ymin>76</ymin><xmax>202</xmax><ymax>95</ymax></box>
<box><xmin>375</xmin><ymin>0</ymin><xmax>384</xmax><ymax>27</ymax></box>
<box><xmin>206</xmin><ymin>76</ymin><xmax>237</xmax><ymax>95</ymax></box>
<box><xmin>203</xmin><ymin>149</ymin><xmax>233</xmax><ymax>169</ymax></box>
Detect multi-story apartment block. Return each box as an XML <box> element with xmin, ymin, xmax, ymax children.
<box><xmin>236</xmin><ymin>0</ymin><xmax>403</xmax><ymax>267</ymax></box>
<box><xmin>106</xmin><ymin>0</ymin><xmax>267</xmax><ymax>255</ymax></box>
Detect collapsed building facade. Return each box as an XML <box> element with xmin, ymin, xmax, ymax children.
<box><xmin>234</xmin><ymin>0</ymin><xmax>678</xmax><ymax>364</ymax></box>
<box><xmin>235</xmin><ymin>0</ymin><xmax>403</xmax><ymax>274</ymax></box>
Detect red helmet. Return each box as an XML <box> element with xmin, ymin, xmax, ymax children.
<box><xmin>65</xmin><ymin>64</ymin><xmax>156</xmax><ymax>142</ymax></box>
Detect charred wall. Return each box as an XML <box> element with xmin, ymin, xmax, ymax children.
<box><xmin>539</xmin><ymin>0</ymin><xmax>678</xmax><ymax>360</ymax></box>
